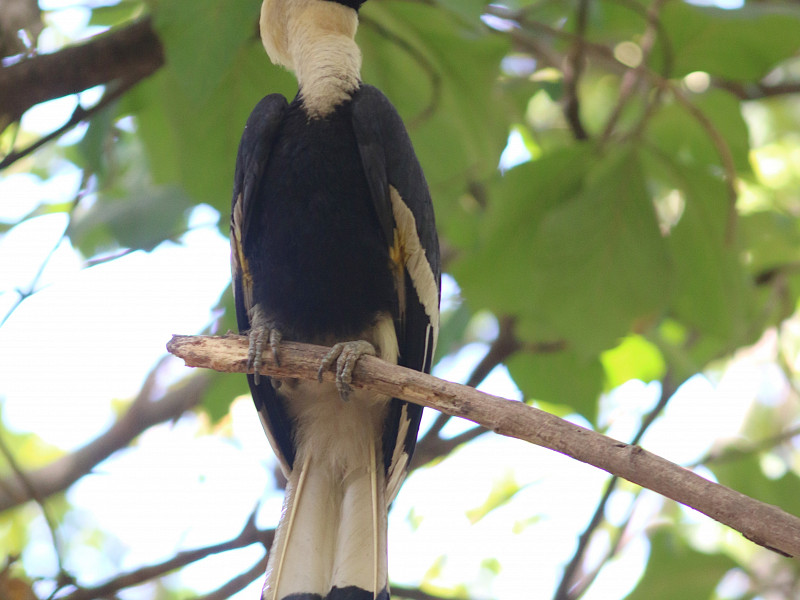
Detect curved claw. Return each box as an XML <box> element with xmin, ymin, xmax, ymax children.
<box><xmin>318</xmin><ymin>340</ymin><xmax>376</xmax><ymax>401</ymax></box>
<box><xmin>247</xmin><ymin>306</ymin><xmax>282</xmax><ymax>384</ymax></box>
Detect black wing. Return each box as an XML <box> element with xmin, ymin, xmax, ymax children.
<box><xmin>230</xmin><ymin>93</ymin><xmax>296</xmax><ymax>474</ymax></box>
<box><xmin>351</xmin><ymin>84</ymin><xmax>441</xmax><ymax>498</ymax></box>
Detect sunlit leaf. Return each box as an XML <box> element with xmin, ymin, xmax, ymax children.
<box><xmin>465</xmin><ymin>471</ymin><xmax>524</xmax><ymax>524</ymax></box>
<box><xmin>602</xmin><ymin>336</ymin><xmax>666</xmax><ymax>391</ymax></box>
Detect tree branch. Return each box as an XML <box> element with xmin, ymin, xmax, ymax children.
<box><xmin>167</xmin><ymin>333</ymin><xmax>800</xmax><ymax>558</ymax></box>
<box><xmin>552</xmin><ymin>371</ymin><xmax>680</xmax><ymax>600</ymax></box>
<box><xmin>59</xmin><ymin>511</ymin><xmax>273</xmax><ymax>600</ymax></box>
<box><xmin>0</xmin><ymin>365</ymin><xmax>207</xmax><ymax>513</ymax></box>
<box><xmin>191</xmin><ymin>554</ymin><xmax>268</xmax><ymax>600</ymax></box>
<box><xmin>0</xmin><ymin>17</ymin><xmax>163</xmax><ymax>126</ymax></box>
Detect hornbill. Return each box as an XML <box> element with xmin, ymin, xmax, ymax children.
<box><xmin>229</xmin><ymin>0</ymin><xmax>441</xmax><ymax>598</ymax></box>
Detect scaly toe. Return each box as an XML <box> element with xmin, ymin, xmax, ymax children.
<box><xmin>269</xmin><ymin>328</ymin><xmax>283</xmax><ymax>367</ymax></box>
<box><xmin>319</xmin><ymin>340</ymin><xmax>376</xmax><ymax>401</ymax></box>
<box><xmin>248</xmin><ymin>327</ymin><xmax>266</xmax><ymax>384</ymax></box>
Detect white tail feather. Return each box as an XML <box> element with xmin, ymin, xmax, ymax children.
<box><xmin>370</xmin><ymin>441</ymin><xmax>380</xmax><ymax>600</ymax></box>
<box><xmin>271</xmin><ymin>452</ymin><xmax>311</xmax><ymax>597</ymax></box>
<box><xmin>262</xmin><ymin>382</ymin><xmax>390</xmax><ymax>600</ymax></box>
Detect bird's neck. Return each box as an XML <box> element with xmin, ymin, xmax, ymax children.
<box><xmin>293</xmin><ymin>32</ymin><xmax>362</xmax><ymax>118</ymax></box>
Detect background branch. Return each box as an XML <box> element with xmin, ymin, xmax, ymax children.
<box><xmin>58</xmin><ymin>512</ymin><xmax>273</xmax><ymax>600</ymax></box>
<box><xmin>0</xmin><ymin>17</ymin><xmax>163</xmax><ymax>128</ymax></box>
<box><xmin>0</xmin><ymin>365</ymin><xmax>208</xmax><ymax>513</ymax></box>
<box><xmin>167</xmin><ymin>333</ymin><xmax>800</xmax><ymax>559</ymax></box>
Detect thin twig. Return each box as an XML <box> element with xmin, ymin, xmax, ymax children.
<box><xmin>0</xmin><ymin>433</ymin><xmax>69</xmax><ymax>579</ymax></box>
<box><xmin>359</xmin><ymin>14</ymin><xmax>442</xmax><ymax>128</ymax></box>
<box><xmin>552</xmin><ymin>371</ymin><xmax>678</xmax><ymax>600</ymax></box>
<box><xmin>0</xmin><ymin>368</ymin><xmax>208</xmax><ymax>512</ymax></box>
<box><xmin>415</xmin><ymin>316</ymin><xmax>520</xmax><ymax>464</ymax></box>
<box><xmin>562</xmin><ymin>0</ymin><xmax>590</xmax><ymax>140</ymax></box>
<box><xmin>0</xmin><ymin>77</ymin><xmax>138</xmax><ymax>170</ymax></box>
<box><xmin>600</xmin><ymin>0</ymin><xmax>667</xmax><ymax>145</ymax></box>
<box><xmin>59</xmin><ymin>514</ymin><xmax>273</xmax><ymax>600</ymax></box>
<box><xmin>190</xmin><ymin>554</ymin><xmax>268</xmax><ymax>600</ymax></box>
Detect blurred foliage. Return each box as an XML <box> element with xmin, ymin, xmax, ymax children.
<box><xmin>2</xmin><ymin>0</ymin><xmax>800</xmax><ymax>598</ymax></box>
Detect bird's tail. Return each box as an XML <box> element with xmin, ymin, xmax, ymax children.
<box><xmin>263</xmin><ymin>442</ymin><xmax>389</xmax><ymax>600</ymax></box>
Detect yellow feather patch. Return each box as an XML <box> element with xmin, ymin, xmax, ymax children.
<box><xmin>389</xmin><ymin>229</ymin><xmax>406</xmax><ymax>320</ymax></box>
<box><xmin>231</xmin><ymin>193</ymin><xmax>255</xmax><ymax>313</ymax></box>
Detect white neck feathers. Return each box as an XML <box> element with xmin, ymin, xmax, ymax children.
<box><xmin>261</xmin><ymin>0</ymin><xmax>362</xmax><ymax>118</ymax></box>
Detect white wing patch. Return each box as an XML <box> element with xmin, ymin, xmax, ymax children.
<box><xmin>388</xmin><ymin>185</ymin><xmax>440</xmax><ymax>356</ymax></box>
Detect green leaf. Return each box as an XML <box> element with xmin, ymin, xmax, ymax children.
<box><xmin>433</xmin><ymin>301</ymin><xmax>472</xmax><ymax>365</ymax></box>
<box><xmin>359</xmin><ymin>1</ymin><xmax>509</xmax><ymax>204</ymax></box>
<box><xmin>153</xmin><ymin>0</ymin><xmax>259</xmax><ymax>104</ymax></box>
<box><xmin>624</xmin><ymin>529</ymin><xmax>735</xmax><ymax>600</ymax></box>
<box><xmin>527</xmin><ymin>147</ymin><xmax>671</xmax><ymax>354</ymax></box>
<box><xmin>646</xmin><ymin>88</ymin><xmax>751</xmax><ymax>173</ymax></box>
<box><xmin>433</xmin><ymin>0</ymin><xmax>488</xmax><ymax>23</ymax></box>
<box><xmin>67</xmin><ymin>183</ymin><xmax>192</xmax><ymax>255</ymax></box>
<box><xmin>655</xmin><ymin>3</ymin><xmax>800</xmax><ymax>80</ymax></box>
<box><xmin>480</xmin><ymin>557</ymin><xmax>502</xmax><ymax>576</ymax></box>
<box><xmin>646</xmin><ymin>154</ymin><xmax>755</xmax><ymax>342</ymax></box>
<box><xmin>128</xmin><ymin>41</ymin><xmax>297</xmax><ymax>212</ymax></box>
<box><xmin>601</xmin><ymin>335</ymin><xmax>666</xmax><ymax>391</ymax></box>
<box><xmin>89</xmin><ymin>1</ymin><xmax>146</xmax><ymax>27</ymax></box>
<box><xmin>506</xmin><ymin>350</ymin><xmax>603</xmax><ymax>423</ymax></box>
<box><xmin>77</xmin><ymin>102</ymin><xmax>117</xmax><ymax>179</ymax></box>
<box><xmin>453</xmin><ymin>144</ymin><xmax>594</xmax><ymax>321</ymax></box>
<box><xmin>740</xmin><ymin>210</ymin><xmax>800</xmax><ymax>274</ymax></box>
<box><xmin>203</xmin><ymin>370</ymin><xmax>248</xmax><ymax>423</ymax></box>
<box><xmin>465</xmin><ymin>471</ymin><xmax>523</xmax><ymax>524</ymax></box>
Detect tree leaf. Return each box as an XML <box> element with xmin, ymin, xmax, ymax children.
<box><xmin>645</xmin><ymin>88</ymin><xmax>751</xmax><ymax>173</ymax></box>
<box><xmin>506</xmin><ymin>350</ymin><xmax>603</xmax><ymax>423</ymax></box>
<box><xmin>527</xmin><ymin>147</ymin><xmax>671</xmax><ymax>354</ymax></box>
<box><xmin>601</xmin><ymin>335</ymin><xmax>666</xmax><ymax>391</ymax></box>
<box><xmin>645</xmin><ymin>154</ymin><xmax>755</xmax><ymax>343</ymax></box>
<box><xmin>654</xmin><ymin>3</ymin><xmax>800</xmax><ymax>80</ymax></box>
<box><xmin>624</xmin><ymin>529</ymin><xmax>735</xmax><ymax>600</ymax></box>
<box><xmin>465</xmin><ymin>471</ymin><xmax>523</xmax><ymax>524</ymax></box>
<box><xmin>153</xmin><ymin>0</ymin><xmax>259</xmax><ymax>104</ymax></box>
<box><xmin>359</xmin><ymin>1</ymin><xmax>509</xmax><ymax>205</ymax></box>
<box><xmin>452</xmin><ymin>144</ymin><xmax>594</xmax><ymax>322</ymax></box>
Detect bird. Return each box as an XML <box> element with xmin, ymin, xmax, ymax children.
<box><xmin>229</xmin><ymin>0</ymin><xmax>441</xmax><ymax>598</ymax></box>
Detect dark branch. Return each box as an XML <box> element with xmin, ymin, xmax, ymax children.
<box><xmin>59</xmin><ymin>513</ymin><xmax>273</xmax><ymax>600</ymax></box>
<box><xmin>0</xmin><ymin>17</ymin><xmax>163</xmax><ymax>125</ymax></box>
<box><xmin>190</xmin><ymin>554</ymin><xmax>268</xmax><ymax>600</ymax></box>
<box><xmin>562</xmin><ymin>0</ymin><xmax>590</xmax><ymax>141</ymax></box>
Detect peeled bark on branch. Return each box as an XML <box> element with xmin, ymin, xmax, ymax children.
<box><xmin>167</xmin><ymin>333</ymin><xmax>800</xmax><ymax>558</ymax></box>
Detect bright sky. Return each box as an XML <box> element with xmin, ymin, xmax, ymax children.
<box><xmin>0</xmin><ymin>1</ymin><xmax>769</xmax><ymax>599</ymax></box>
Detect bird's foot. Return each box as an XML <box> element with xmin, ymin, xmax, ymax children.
<box><xmin>317</xmin><ymin>340</ymin><xmax>376</xmax><ymax>401</ymax></box>
<box><xmin>247</xmin><ymin>306</ymin><xmax>282</xmax><ymax>385</ymax></box>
